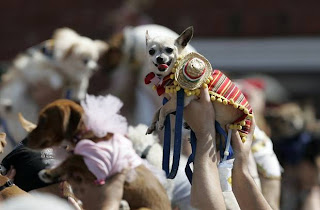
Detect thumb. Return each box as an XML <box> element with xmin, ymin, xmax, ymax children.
<box><xmin>199</xmin><ymin>87</ymin><xmax>210</xmax><ymax>103</ymax></box>
<box><xmin>230</xmin><ymin>128</ymin><xmax>242</xmax><ymax>151</ymax></box>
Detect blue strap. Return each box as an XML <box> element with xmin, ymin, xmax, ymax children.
<box><xmin>0</xmin><ymin>117</ymin><xmax>16</xmax><ymax>147</ymax></box>
<box><xmin>162</xmin><ymin>89</ymin><xmax>184</xmax><ymax>179</ymax></box>
<box><xmin>162</xmin><ymin>98</ymin><xmax>171</xmax><ymax>177</ymax></box>
<box><xmin>185</xmin><ymin>130</ymin><xmax>196</xmax><ymax>184</ymax></box>
<box><xmin>215</xmin><ymin>122</ymin><xmax>234</xmax><ymax>160</ymax></box>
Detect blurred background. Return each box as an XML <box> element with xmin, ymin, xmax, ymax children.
<box><xmin>1</xmin><ymin>0</ymin><xmax>320</xmax><ymax>105</ymax></box>
<box><xmin>1</xmin><ymin>0</ymin><xmax>320</xmax><ymax>209</ymax></box>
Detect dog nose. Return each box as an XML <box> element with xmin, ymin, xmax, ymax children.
<box><xmin>156</xmin><ymin>57</ymin><xmax>164</xmax><ymax>64</ymax></box>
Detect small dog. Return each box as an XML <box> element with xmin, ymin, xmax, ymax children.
<box><xmin>0</xmin><ymin>28</ymin><xmax>107</xmax><ymax>148</ymax></box>
<box><xmin>94</xmin><ymin>24</ymin><xmax>196</xmax><ymax>125</ymax></box>
<box><xmin>145</xmin><ymin>26</ymin><xmax>245</xmax><ymax>135</ymax></box>
<box><xmin>26</xmin><ymin>99</ymin><xmax>171</xmax><ymax>210</ymax></box>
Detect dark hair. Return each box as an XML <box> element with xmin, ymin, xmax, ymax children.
<box><xmin>1</xmin><ymin>138</ymin><xmax>56</xmax><ymax>191</ymax></box>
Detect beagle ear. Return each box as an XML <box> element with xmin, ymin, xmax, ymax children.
<box><xmin>63</xmin><ymin>106</ymin><xmax>83</xmax><ymax>139</ymax></box>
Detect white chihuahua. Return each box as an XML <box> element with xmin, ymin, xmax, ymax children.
<box><xmin>145</xmin><ymin>26</ymin><xmax>197</xmax><ymax>134</ymax></box>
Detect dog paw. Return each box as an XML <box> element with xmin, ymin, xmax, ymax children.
<box><xmin>38</xmin><ymin>169</ymin><xmax>55</xmax><ymax>183</ymax></box>
<box><xmin>146</xmin><ymin>126</ymin><xmax>155</xmax><ymax>135</ymax></box>
<box><xmin>157</xmin><ymin>122</ymin><xmax>164</xmax><ymax>131</ymax></box>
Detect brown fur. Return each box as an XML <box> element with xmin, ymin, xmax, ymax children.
<box><xmin>0</xmin><ymin>175</ymin><xmax>28</xmax><ymax>200</ymax></box>
<box><xmin>27</xmin><ymin>99</ymin><xmax>84</xmax><ymax>149</ymax></box>
<box><xmin>27</xmin><ymin>99</ymin><xmax>171</xmax><ymax>210</ymax></box>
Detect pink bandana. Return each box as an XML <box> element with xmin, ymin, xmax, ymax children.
<box><xmin>74</xmin><ymin>134</ymin><xmax>142</xmax><ymax>185</ymax></box>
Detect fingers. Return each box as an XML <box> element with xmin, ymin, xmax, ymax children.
<box><xmin>248</xmin><ymin>117</ymin><xmax>256</xmax><ymax>137</ymax></box>
<box><xmin>108</xmin><ymin>168</ymin><xmax>129</xmax><ymax>185</ymax></box>
<box><xmin>230</xmin><ymin>128</ymin><xmax>242</xmax><ymax>150</ymax></box>
<box><xmin>199</xmin><ymin>87</ymin><xmax>210</xmax><ymax>103</ymax></box>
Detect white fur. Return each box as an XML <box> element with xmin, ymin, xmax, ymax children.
<box><xmin>0</xmin><ymin>28</ymin><xmax>107</xmax><ymax>151</ymax></box>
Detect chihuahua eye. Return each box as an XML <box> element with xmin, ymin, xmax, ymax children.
<box><xmin>82</xmin><ymin>58</ymin><xmax>89</xmax><ymax>65</ymax></box>
<box><xmin>149</xmin><ymin>48</ymin><xmax>155</xmax><ymax>56</ymax></box>
<box><xmin>165</xmin><ymin>47</ymin><xmax>173</xmax><ymax>53</ymax></box>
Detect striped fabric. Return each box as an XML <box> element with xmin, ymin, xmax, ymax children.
<box><xmin>208</xmin><ymin>70</ymin><xmax>253</xmax><ymax>137</ymax></box>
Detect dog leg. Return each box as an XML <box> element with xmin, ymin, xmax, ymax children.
<box><xmin>157</xmin><ymin>98</ymin><xmax>177</xmax><ymax>130</ymax></box>
<box><xmin>146</xmin><ymin>108</ymin><xmax>161</xmax><ymax>134</ymax></box>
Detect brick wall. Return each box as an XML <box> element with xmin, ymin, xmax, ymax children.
<box><xmin>1</xmin><ymin>0</ymin><xmax>320</xmax><ymax>60</ymax></box>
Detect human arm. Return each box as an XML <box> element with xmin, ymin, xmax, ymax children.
<box><xmin>231</xmin><ymin>119</ymin><xmax>272</xmax><ymax>210</ymax></box>
<box><xmin>184</xmin><ymin>87</ymin><xmax>226</xmax><ymax>210</ymax></box>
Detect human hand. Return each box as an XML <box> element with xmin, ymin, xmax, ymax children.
<box><xmin>68</xmin><ymin>168</ymin><xmax>129</xmax><ymax>210</ymax></box>
<box><xmin>102</xmin><ymin>168</ymin><xmax>129</xmax><ymax>207</ymax></box>
<box><xmin>231</xmin><ymin>117</ymin><xmax>256</xmax><ymax>171</ymax></box>
<box><xmin>184</xmin><ymin>87</ymin><xmax>216</xmax><ymax>140</ymax></box>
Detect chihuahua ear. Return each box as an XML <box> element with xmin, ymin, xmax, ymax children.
<box><xmin>94</xmin><ymin>40</ymin><xmax>109</xmax><ymax>55</ymax></box>
<box><xmin>145</xmin><ymin>30</ymin><xmax>150</xmax><ymax>46</ymax></box>
<box><xmin>175</xmin><ymin>26</ymin><xmax>194</xmax><ymax>48</ymax></box>
<box><xmin>63</xmin><ymin>43</ymin><xmax>77</xmax><ymax>60</ymax></box>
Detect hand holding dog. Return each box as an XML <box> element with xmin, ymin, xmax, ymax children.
<box><xmin>184</xmin><ymin>87</ymin><xmax>216</xmax><ymax>142</ymax></box>
<box><xmin>69</xmin><ymin>168</ymin><xmax>129</xmax><ymax>210</ymax></box>
<box><xmin>231</xmin><ymin>118</ymin><xmax>272</xmax><ymax>210</ymax></box>
<box><xmin>231</xmin><ymin>117</ymin><xmax>256</xmax><ymax>172</ymax></box>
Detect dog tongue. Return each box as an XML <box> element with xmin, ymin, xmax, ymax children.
<box><xmin>158</xmin><ymin>64</ymin><xmax>168</xmax><ymax>71</ymax></box>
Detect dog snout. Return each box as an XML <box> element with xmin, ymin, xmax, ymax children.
<box><xmin>156</xmin><ymin>56</ymin><xmax>164</xmax><ymax>64</ymax></box>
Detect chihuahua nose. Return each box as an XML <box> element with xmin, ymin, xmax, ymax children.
<box><xmin>156</xmin><ymin>57</ymin><xmax>164</xmax><ymax>64</ymax></box>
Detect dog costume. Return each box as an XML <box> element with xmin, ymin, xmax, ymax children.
<box><xmin>74</xmin><ymin>95</ymin><xmax>142</xmax><ymax>185</ymax></box>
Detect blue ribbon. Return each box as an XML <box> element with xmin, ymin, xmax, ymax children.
<box><xmin>185</xmin><ymin>130</ymin><xmax>196</xmax><ymax>184</ymax></box>
<box><xmin>163</xmin><ymin>90</ymin><xmax>234</xmax><ymax>183</ymax></box>
<box><xmin>184</xmin><ymin>122</ymin><xmax>234</xmax><ymax>184</ymax></box>
<box><xmin>162</xmin><ymin>89</ymin><xmax>184</xmax><ymax>179</ymax></box>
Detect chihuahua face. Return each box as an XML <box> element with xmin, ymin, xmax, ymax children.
<box><xmin>146</xmin><ymin>26</ymin><xmax>194</xmax><ymax>78</ymax></box>
<box><xmin>51</xmin><ymin>28</ymin><xmax>108</xmax><ymax>81</ymax></box>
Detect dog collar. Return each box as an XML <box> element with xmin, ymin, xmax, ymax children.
<box><xmin>0</xmin><ymin>180</ymin><xmax>14</xmax><ymax>192</ymax></box>
<box><xmin>145</xmin><ymin>72</ymin><xmax>175</xmax><ymax>96</ymax></box>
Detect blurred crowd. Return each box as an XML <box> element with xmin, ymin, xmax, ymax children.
<box><xmin>0</xmin><ymin>0</ymin><xmax>319</xmax><ymax>209</ymax></box>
